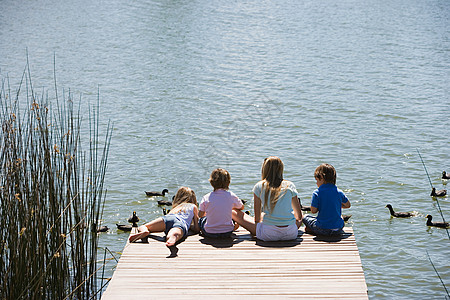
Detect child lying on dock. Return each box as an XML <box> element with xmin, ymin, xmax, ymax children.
<box><xmin>129</xmin><ymin>187</ymin><xmax>199</xmax><ymax>246</ymax></box>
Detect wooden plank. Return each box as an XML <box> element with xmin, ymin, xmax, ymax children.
<box><xmin>101</xmin><ymin>227</ymin><xmax>368</xmax><ymax>299</ymax></box>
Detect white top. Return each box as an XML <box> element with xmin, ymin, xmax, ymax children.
<box><xmin>199</xmin><ymin>189</ymin><xmax>243</xmax><ymax>233</ymax></box>
<box><xmin>170</xmin><ymin>203</ymin><xmax>196</xmax><ymax>232</ymax></box>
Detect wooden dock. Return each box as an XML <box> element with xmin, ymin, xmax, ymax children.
<box><xmin>101</xmin><ymin>227</ymin><xmax>368</xmax><ymax>299</ymax></box>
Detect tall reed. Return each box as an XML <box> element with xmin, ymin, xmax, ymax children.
<box><xmin>0</xmin><ymin>64</ymin><xmax>112</xmax><ymax>299</ymax></box>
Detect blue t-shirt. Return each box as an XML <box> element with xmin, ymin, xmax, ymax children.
<box><xmin>311</xmin><ymin>183</ymin><xmax>348</xmax><ymax>229</ymax></box>
<box><xmin>253</xmin><ymin>180</ymin><xmax>298</xmax><ymax>226</ymax></box>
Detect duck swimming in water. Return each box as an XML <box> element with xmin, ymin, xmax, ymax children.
<box><xmin>128</xmin><ymin>211</ymin><xmax>139</xmax><ymax>227</ymax></box>
<box><xmin>157</xmin><ymin>199</ymin><xmax>172</xmax><ymax>206</ymax></box>
<box><xmin>442</xmin><ymin>171</ymin><xmax>450</xmax><ymax>180</ymax></box>
<box><xmin>145</xmin><ymin>189</ymin><xmax>169</xmax><ymax>197</ymax></box>
<box><xmin>97</xmin><ymin>225</ymin><xmax>109</xmax><ymax>233</ymax></box>
<box><xmin>343</xmin><ymin>215</ymin><xmax>352</xmax><ymax>222</ymax></box>
<box><xmin>430</xmin><ymin>187</ymin><xmax>447</xmax><ymax>197</ymax></box>
<box><xmin>116</xmin><ymin>224</ymin><xmax>132</xmax><ymax>231</ymax></box>
<box><xmin>385</xmin><ymin>204</ymin><xmax>414</xmax><ymax>218</ymax></box>
<box><xmin>298</xmin><ymin>198</ymin><xmax>311</xmax><ymax>211</ymax></box>
<box><xmin>301</xmin><ymin>205</ymin><xmax>311</xmax><ymax>212</ymax></box>
<box><xmin>442</xmin><ymin>171</ymin><xmax>449</xmax><ymax>185</ymax></box>
<box><xmin>426</xmin><ymin>215</ymin><xmax>449</xmax><ymax>228</ymax></box>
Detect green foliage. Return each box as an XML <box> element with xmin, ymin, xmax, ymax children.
<box><xmin>0</xmin><ymin>65</ymin><xmax>112</xmax><ymax>299</ymax></box>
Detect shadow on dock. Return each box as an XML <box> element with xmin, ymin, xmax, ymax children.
<box><xmin>199</xmin><ymin>233</ymin><xmax>248</xmax><ymax>248</ymax></box>
<box><xmin>199</xmin><ymin>232</ymin><xmax>305</xmax><ymax>248</ymax></box>
<box><xmin>313</xmin><ymin>231</ymin><xmax>353</xmax><ymax>243</ymax></box>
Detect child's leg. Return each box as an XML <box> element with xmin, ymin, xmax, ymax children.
<box><xmin>302</xmin><ymin>215</ymin><xmax>316</xmax><ymax>234</ymax></box>
<box><xmin>302</xmin><ymin>215</ymin><xmax>336</xmax><ymax>236</ymax></box>
<box><xmin>129</xmin><ymin>217</ymin><xmax>166</xmax><ymax>242</ymax></box>
<box><xmin>232</xmin><ymin>210</ymin><xmax>257</xmax><ymax>236</ymax></box>
<box><xmin>166</xmin><ymin>227</ymin><xmax>184</xmax><ymax>247</ymax></box>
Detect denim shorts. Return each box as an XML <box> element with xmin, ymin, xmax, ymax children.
<box><xmin>302</xmin><ymin>215</ymin><xmax>343</xmax><ymax>236</ymax></box>
<box><xmin>198</xmin><ymin>217</ymin><xmax>233</xmax><ymax>238</ymax></box>
<box><xmin>162</xmin><ymin>214</ymin><xmax>188</xmax><ymax>237</ymax></box>
<box><xmin>256</xmin><ymin>222</ymin><xmax>299</xmax><ymax>241</ymax></box>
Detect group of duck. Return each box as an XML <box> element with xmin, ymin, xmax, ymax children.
<box><xmin>115</xmin><ymin>190</ymin><xmax>172</xmax><ymax>232</ymax></box>
<box><xmin>386</xmin><ymin>171</ymin><xmax>449</xmax><ymax>228</ymax></box>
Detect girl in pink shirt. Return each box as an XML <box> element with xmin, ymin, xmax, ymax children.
<box><xmin>199</xmin><ymin>168</ymin><xmax>244</xmax><ymax>238</ymax></box>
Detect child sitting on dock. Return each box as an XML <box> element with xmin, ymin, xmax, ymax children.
<box><xmin>198</xmin><ymin>168</ymin><xmax>244</xmax><ymax>238</ymax></box>
<box><xmin>302</xmin><ymin>163</ymin><xmax>351</xmax><ymax>236</ymax></box>
<box><xmin>129</xmin><ymin>186</ymin><xmax>199</xmax><ymax>246</ymax></box>
<box><xmin>232</xmin><ymin>156</ymin><xmax>303</xmax><ymax>241</ymax></box>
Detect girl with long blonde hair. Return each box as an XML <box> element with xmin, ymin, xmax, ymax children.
<box><xmin>232</xmin><ymin>156</ymin><xmax>303</xmax><ymax>241</ymax></box>
<box><xmin>129</xmin><ymin>187</ymin><xmax>199</xmax><ymax>246</ymax></box>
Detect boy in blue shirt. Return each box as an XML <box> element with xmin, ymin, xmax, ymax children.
<box><xmin>302</xmin><ymin>163</ymin><xmax>351</xmax><ymax>236</ymax></box>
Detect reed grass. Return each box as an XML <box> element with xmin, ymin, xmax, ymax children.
<box><xmin>0</xmin><ymin>64</ymin><xmax>112</xmax><ymax>299</ymax></box>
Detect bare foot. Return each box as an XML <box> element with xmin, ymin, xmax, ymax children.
<box><xmin>129</xmin><ymin>230</ymin><xmax>149</xmax><ymax>242</ymax></box>
<box><xmin>166</xmin><ymin>235</ymin><xmax>177</xmax><ymax>247</ymax></box>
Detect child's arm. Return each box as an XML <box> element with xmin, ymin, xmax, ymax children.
<box><xmin>232</xmin><ymin>193</ymin><xmax>244</xmax><ymax>211</ymax></box>
<box><xmin>254</xmin><ymin>194</ymin><xmax>262</xmax><ymax>223</ymax></box>
<box><xmin>291</xmin><ymin>196</ymin><xmax>303</xmax><ymax>222</ymax></box>
<box><xmin>342</xmin><ymin>199</ymin><xmax>351</xmax><ymax>209</ymax></box>
<box><xmin>190</xmin><ymin>206</ymin><xmax>200</xmax><ymax>233</ymax></box>
<box><xmin>310</xmin><ymin>191</ymin><xmax>319</xmax><ymax>214</ymax></box>
<box><xmin>233</xmin><ymin>201</ymin><xmax>244</xmax><ymax>211</ymax></box>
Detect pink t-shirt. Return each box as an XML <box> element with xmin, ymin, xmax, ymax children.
<box><xmin>199</xmin><ymin>189</ymin><xmax>243</xmax><ymax>233</ymax></box>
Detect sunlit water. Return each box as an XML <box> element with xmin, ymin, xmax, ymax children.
<box><xmin>1</xmin><ymin>0</ymin><xmax>449</xmax><ymax>298</ymax></box>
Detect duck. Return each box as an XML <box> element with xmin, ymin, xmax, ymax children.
<box><xmin>343</xmin><ymin>215</ymin><xmax>352</xmax><ymax>222</ymax></box>
<box><xmin>116</xmin><ymin>224</ymin><xmax>132</xmax><ymax>231</ymax></box>
<box><xmin>430</xmin><ymin>187</ymin><xmax>447</xmax><ymax>197</ymax></box>
<box><xmin>157</xmin><ymin>199</ymin><xmax>172</xmax><ymax>206</ymax></box>
<box><xmin>385</xmin><ymin>204</ymin><xmax>414</xmax><ymax>218</ymax></box>
<box><xmin>442</xmin><ymin>171</ymin><xmax>450</xmax><ymax>180</ymax></box>
<box><xmin>426</xmin><ymin>215</ymin><xmax>449</xmax><ymax>228</ymax></box>
<box><xmin>298</xmin><ymin>198</ymin><xmax>311</xmax><ymax>211</ymax></box>
<box><xmin>128</xmin><ymin>211</ymin><xmax>139</xmax><ymax>227</ymax></box>
<box><xmin>145</xmin><ymin>189</ymin><xmax>169</xmax><ymax>197</ymax></box>
<box><xmin>97</xmin><ymin>225</ymin><xmax>109</xmax><ymax>233</ymax></box>
<box><xmin>301</xmin><ymin>205</ymin><xmax>311</xmax><ymax>212</ymax></box>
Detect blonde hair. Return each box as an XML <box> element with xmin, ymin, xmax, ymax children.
<box><xmin>261</xmin><ymin>156</ymin><xmax>284</xmax><ymax>212</ymax></box>
<box><xmin>170</xmin><ymin>187</ymin><xmax>197</xmax><ymax>214</ymax></box>
<box><xmin>209</xmin><ymin>168</ymin><xmax>231</xmax><ymax>191</ymax></box>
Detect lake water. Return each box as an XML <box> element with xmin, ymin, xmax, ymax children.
<box><xmin>1</xmin><ymin>0</ymin><xmax>449</xmax><ymax>298</ymax></box>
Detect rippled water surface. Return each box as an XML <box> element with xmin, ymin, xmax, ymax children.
<box><xmin>1</xmin><ymin>0</ymin><xmax>449</xmax><ymax>298</ymax></box>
